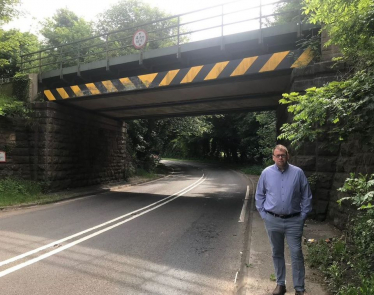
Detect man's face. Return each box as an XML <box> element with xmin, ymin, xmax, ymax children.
<box><xmin>273</xmin><ymin>149</ymin><xmax>289</xmax><ymax>169</ymax></box>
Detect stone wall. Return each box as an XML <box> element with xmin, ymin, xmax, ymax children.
<box><xmin>0</xmin><ymin>117</ymin><xmax>33</xmax><ymax>179</ymax></box>
<box><xmin>321</xmin><ymin>30</ymin><xmax>342</xmax><ymax>62</ymax></box>
<box><xmin>328</xmin><ymin>138</ymin><xmax>374</xmax><ymax>227</ymax></box>
<box><xmin>282</xmin><ymin>61</ymin><xmax>374</xmax><ymax>227</ymax></box>
<box><xmin>0</xmin><ymin>102</ymin><xmax>131</xmax><ymax>191</ymax></box>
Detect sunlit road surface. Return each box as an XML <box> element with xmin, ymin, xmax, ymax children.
<box><xmin>0</xmin><ymin>160</ymin><xmax>251</xmax><ymax>295</ymax></box>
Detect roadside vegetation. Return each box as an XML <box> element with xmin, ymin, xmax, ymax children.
<box><xmin>306</xmin><ymin>173</ymin><xmax>374</xmax><ymax>295</ymax></box>
<box><xmin>0</xmin><ymin>177</ymin><xmax>45</xmax><ymax>206</ymax></box>
<box><xmin>274</xmin><ymin>0</ymin><xmax>374</xmax><ymax>294</ymax></box>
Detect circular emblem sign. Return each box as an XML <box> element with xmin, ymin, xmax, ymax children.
<box><xmin>132</xmin><ymin>30</ymin><xmax>148</xmax><ymax>49</ymax></box>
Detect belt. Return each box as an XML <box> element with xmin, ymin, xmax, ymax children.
<box><xmin>265</xmin><ymin>210</ymin><xmax>300</xmax><ymax>219</ymax></box>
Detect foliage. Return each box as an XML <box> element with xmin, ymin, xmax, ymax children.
<box><xmin>240</xmin><ymin>165</ymin><xmax>264</xmax><ymax>176</ymax></box>
<box><xmin>0</xmin><ymin>177</ymin><xmax>43</xmax><ymax>206</ymax></box>
<box><xmin>12</xmin><ymin>73</ymin><xmax>30</xmax><ymax>100</ymax></box>
<box><xmin>0</xmin><ymin>0</ymin><xmax>20</xmax><ymax>25</ymax></box>
<box><xmin>306</xmin><ymin>174</ymin><xmax>374</xmax><ymax>294</ymax></box>
<box><xmin>39</xmin><ymin>8</ymin><xmax>95</xmax><ymax>68</ymax></box>
<box><xmin>338</xmin><ymin>173</ymin><xmax>374</xmax><ymax>212</ymax></box>
<box><xmin>307</xmin><ymin>213</ymin><xmax>374</xmax><ymax>294</ymax></box>
<box><xmin>147</xmin><ymin>112</ymin><xmax>274</xmax><ymax>163</ymax></box>
<box><xmin>0</xmin><ymin>94</ymin><xmax>29</xmax><ymax>118</ymax></box>
<box><xmin>337</xmin><ymin>276</ymin><xmax>374</xmax><ymax>295</ymax></box>
<box><xmin>279</xmin><ymin>0</ymin><xmax>374</xmax><ymax>147</ymax></box>
<box><xmin>266</xmin><ymin>0</ymin><xmax>304</xmax><ymax>26</ymax></box>
<box><xmin>40</xmin><ymin>9</ymin><xmax>93</xmax><ymax>47</ymax></box>
<box><xmin>0</xmin><ymin>29</ymin><xmax>39</xmax><ymax>75</ymax></box>
<box><xmin>278</xmin><ymin>70</ymin><xmax>374</xmax><ymax>149</ymax></box>
<box><xmin>307</xmin><ymin>173</ymin><xmax>319</xmax><ymax>192</ymax></box>
<box><xmin>266</xmin><ymin>0</ymin><xmax>322</xmax><ymax>62</ymax></box>
<box><xmin>304</xmin><ymin>0</ymin><xmax>374</xmax><ymax>70</ymax></box>
<box><xmin>0</xmin><ymin>0</ymin><xmax>33</xmax><ymax>71</ymax></box>
<box><xmin>95</xmin><ymin>0</ymin><xmax>180</xmax><ymax>56</ymax></box>
<box><xmin>255</xmin><ymin>111</ymin><xmax>277</xmax><ymax>164</ymax></box>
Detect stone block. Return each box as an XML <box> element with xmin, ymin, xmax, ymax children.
<box><xmin>314</xmin><ymin>188</ymin><xmax>330</xmax><ymax>201</ymax></box>
<box><xmin>316</xmin><ymin>142</ymin><xmax>339</xmax><ymax>156</ymax></box>
<box><xmin>316</xmin><ymin>156</ymin><xmax>337</xmax><ymax>172</ymax></box>
<box><xmin>291</xmin><ymin>156</ymin><xmax>316</xmax><ymax>171</ymax></box>
<box><xmin>316</xmin><ymin>172</ymin><xmax>334</xmax><ymax>189</ymax></box>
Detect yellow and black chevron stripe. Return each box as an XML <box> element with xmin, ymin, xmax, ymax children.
<box><xmin>44</xmin><ymin>48</ymin><xmax>313</xmax><ymax>101</ymax></box>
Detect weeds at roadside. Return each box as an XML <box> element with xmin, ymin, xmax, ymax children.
<box><xmin>306</xmin><ymin>213</ymin><xmax>374</xmax><ymax>295</ymax></box>
<box><xmin>0</xmin><ymin>177</ymin><xmax>44</xmax><ymax>206</ymax></box>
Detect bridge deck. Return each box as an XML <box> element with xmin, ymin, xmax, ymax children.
<box><xmin>44</xmin><ymin>48</ymin><xmax>313</xmax><ymax>119</ymax></box>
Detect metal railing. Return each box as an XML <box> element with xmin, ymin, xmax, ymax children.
<box><xmin>19</xmin><ymin>0</ymin><xmax>303</xmax><ymax>76</ymax></box>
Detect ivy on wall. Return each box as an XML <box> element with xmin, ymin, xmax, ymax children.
<box><xmin>12</xmin><ymin>73</ymin><xmax>30</xmax><ymax>101</ymax></box>
<box><xmin>278</xmin><ymin>70</ymin><xmax>374</xmax><ymax>150</ymax></box>
<box><xmin>0</xmin><ymin>73</ymin><xmax>31</xmax><ymax>119</ymax></box>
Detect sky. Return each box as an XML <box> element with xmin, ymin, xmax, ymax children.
<box><xmin>5</xmin><ymin>0</ymin><xmax>239</xmax><ymax>33</ymax></box>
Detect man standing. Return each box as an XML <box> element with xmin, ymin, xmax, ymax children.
<box><xmin>255</xmin><ymin>145</ymin><xmax>312</xmax><ymax>295</ymax></box>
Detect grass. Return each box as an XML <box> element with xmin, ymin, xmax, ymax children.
<box><xmin>0</xmin><ymin>177</ymin><xmax>45</xmax><ymax>207</ymax></box>
<box><xmin>240</xmin><ymin>165</ymin><xmax>265</xmax><ymax>176</ymax></box>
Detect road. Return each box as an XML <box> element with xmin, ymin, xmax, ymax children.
<box><xmin>0</xmin><ymin>160</ymin><xmax>253</xmax><ymax>295</ymax></box>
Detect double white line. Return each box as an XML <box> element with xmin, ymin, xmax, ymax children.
<box><xmin>0</xmin><ymin>174</ymin><xmax>207</xmax><ymax>278</ymax></box>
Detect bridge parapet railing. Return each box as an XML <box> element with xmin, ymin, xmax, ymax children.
<box><xmin>20</xmin><ymin>0</ymin><xmax>306</xmax><ymax>75</ymax></box>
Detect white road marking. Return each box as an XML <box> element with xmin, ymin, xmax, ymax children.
<box><xmin>234</xmin><ymin>271</ymin><xmax>239</xmax><ymax>283</ymax></box>
<box><xmin>238</xmin><ymin>185</ymin><xmax>250</xmax><ymax>222</ymax></box>
<box><xmin>0</xmin><ymin>175</ymin><xmax>207</xmax><ymax>277</ymax></box>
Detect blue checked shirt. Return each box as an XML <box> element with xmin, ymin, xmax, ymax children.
<box><xmin>255</xmin><ymin>163</ymin><xmax>312</xmax><ymax>220</ymax></box>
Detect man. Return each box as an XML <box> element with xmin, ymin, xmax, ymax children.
<box><xmin>255</xmin><ymin>145</ymin><xmax>312</xmax><ymax>295</ymax></box>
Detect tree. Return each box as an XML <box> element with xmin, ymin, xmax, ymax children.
<box><xmin>0</xmin><ymin>29</ymin><xmax>39</xmax><ymax>76</ymax></box>
<box><xmin>95</xmin><ymin>0</ymin><xmax>180</xmax><ymax>56</ymax></box>
<box><xmin>278</xmin><ymin>0</ymin><xmax>374</xmax><ymax>148</ymax></box>
<box><xmin>40</xmin><ymin>8</ymin><xmax>94</xmax><ymax>47</ymax></box>
<box><xmin>0</xmin><ymin>0</ymin><xmax>23</xmax><ymax>71</ymax></box>
<box><xmin>304</xmin><ymin>0</ymin><xmax>374</xmax><ymax>69</ymax></box>
<box><xmin>0</xmin><ymin>0</ymin><xmax>20</xmax><ymax>25</ymax></box>
<box><xmin>39</xmin><ymin>8</ymin><xmax>96</xmax><ymax>68</ymax></box>
<box><xmin>265</xmin><ymin>0</ymin><xmax>304</xmax><ymax>26</ymax></box>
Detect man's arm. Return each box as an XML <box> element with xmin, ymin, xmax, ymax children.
<box><xmin>300</xmin><ymin>172</ymin><xmax>313</xmax><ymax>220</ymax></box>
<box><xmin>255</xmin><ymin>173</ymin><xmax>267</xmax><ymax>219</ymax></box>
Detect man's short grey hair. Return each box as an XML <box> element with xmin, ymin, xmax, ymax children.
<box><xmin>273</xmin><ymin>144</ymin><xmax>289</xmax><ymax>155</ymax></box>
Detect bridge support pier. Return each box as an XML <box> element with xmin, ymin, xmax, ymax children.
<box><xmin>30</xmin><ymin>102</ymin><xmax>131</xmax><ymax>190</ymax></box>
<box><xmin>0</xmin><ymin>102</ymin><xmax>131</xmax><ymax>191</ymax></box>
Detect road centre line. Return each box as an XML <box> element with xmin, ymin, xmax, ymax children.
<box><xmin>0</xmin><ymin>174</ymin><xmax>206</xmax><ymax>273</ymax></box>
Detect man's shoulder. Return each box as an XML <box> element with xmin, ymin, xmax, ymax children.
<box><xmin>288</xmin><ymin>163</ymin><xmax>302</xmax><ymax>170</ymax></box>
<box><xmin>288</xmin><ymin>164</ymin><xmax>306</xmax><ymax>175</ymax></box>
<box><xmin>261</xmin><ymin>164</ymin><xmax>276</xmax><ymax>174</ymax></box>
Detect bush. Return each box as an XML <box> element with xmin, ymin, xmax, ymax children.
<box><xmin>0</xmin><ymin>177</ymin><xmax>43</xmax><ymax>206</ymax></box>
<box><xmin>240</xmin><ymin>165</ymin><xmax>264</xmax><ymax>176</ymax></box>
<box><xmin>306</xmin><ymin>173</ymin><xmax>374</xmax><ymax>294</ymax></box>
<box><xmin>306</xmin><ymin>212</ymin><xmax>374</xmax><ymax>294</ymax></box>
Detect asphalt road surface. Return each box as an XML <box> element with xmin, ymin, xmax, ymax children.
<box><xmin>0</xmin><ymin>160</ymin><xmax>252</xmax><ymax>295</ymax></box>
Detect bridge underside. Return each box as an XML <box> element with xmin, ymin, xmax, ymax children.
<box><xmin>56</xmin><ymin>70</ymin><xmax>290</xmax><ymax>120</ymax></box>
<box><xmin>44</xmin><ymin>47</ymin><xmax>313</xmax><ymax>120</ymax></box>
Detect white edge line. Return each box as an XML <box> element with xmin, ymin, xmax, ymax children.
<box><xmin>0</xmin><ymin>174</ymin><xmax>206</xmax><ymax>267</ymax></box>
<box><xmin>238</xmin><ymin>185</ymin><xmax>250</xmax><ymax>222</ymax></box>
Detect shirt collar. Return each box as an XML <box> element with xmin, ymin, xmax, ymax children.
<box><xmin>274</xmin><ymin>163</ymin><xmax>289</xmax><ymax>172</ymax></box>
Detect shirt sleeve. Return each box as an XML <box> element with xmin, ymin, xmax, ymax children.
<box><xmin>300</xmin><ymin>171</ymin><xmax>313</xmax><ymax>220</ymax></box>
<box><xmin>255</xmin><ymin>172</ymin><xmax>267</xmax><ymax>219</ymax></box>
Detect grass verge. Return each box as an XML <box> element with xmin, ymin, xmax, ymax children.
<box><xmin>0</xmin><ymin>177</ymin><xmax>45</xmax><ymax>207</ymax></box>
